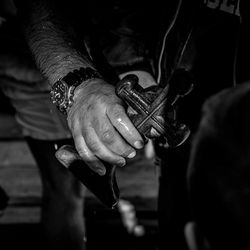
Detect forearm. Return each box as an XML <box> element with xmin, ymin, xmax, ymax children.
<box><xmin>14</xmin><ymin>0</ymin><xmax>95</xmax><ymax>85</ymax></box>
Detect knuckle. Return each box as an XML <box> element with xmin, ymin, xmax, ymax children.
<box><xmin>85</xmin><ymin>138</ymin><xmax>100</xmax><ymax>153</ymax></box>
<box><xmin>75</xmin><ymin>146</ymin><xmax>87</xmax><ymax>159</ymax></box>
<box><xmin>110</xmin><ymin>104</ymin><xmax>124</xmax><ymax>119</ymax></box>
<box><xmin>101</xmin><ymin>129</ymin><xmax>115</xmax><ymax>144</ymax></box>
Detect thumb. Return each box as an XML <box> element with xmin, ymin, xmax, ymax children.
<box><xmin>55</xmin><ymin>145</ymin><xmax>81</xmax><ymax>168</ymax></box>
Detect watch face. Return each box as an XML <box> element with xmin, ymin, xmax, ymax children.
<box><xmin>50</xmin><ymin>80</ymin><xmax>68</xmax><ymax>106</ymax></box>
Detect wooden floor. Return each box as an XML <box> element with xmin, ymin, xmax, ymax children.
<box><xmin>0</xmin><ymin>113</ymin><xmax>159</xmax><ymax>249</ymax></box>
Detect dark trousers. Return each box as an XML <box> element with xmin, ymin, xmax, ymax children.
<box><xmin>25</xmin><ymin>137</ymin><xmax>86</xmax><ymax>250</ymax></box>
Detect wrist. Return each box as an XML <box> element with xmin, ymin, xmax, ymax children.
<box><xmin>50</xmin><ymin>67</ymin><xmax>103</xmax><ymax>114</ymax></box>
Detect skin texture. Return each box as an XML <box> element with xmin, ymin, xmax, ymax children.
<box><xmin>10</xmin><ymin>1</ymin><xmax>154</xmax><ymax>250</ymax></box>
<box><xmin>67</xmin><ymin>78</ymin><xmax>144</xmax><ymax>175</ymax></box>
<box><xmin>15</xmin><ymin>0</ymin><xmax>145</xmax><ymax>175</ymax></box>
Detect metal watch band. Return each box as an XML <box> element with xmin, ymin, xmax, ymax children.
<box><xmin>50</xmin><ymin>67</ymin><xmax>103</xmax><ymax>114</ymax></box>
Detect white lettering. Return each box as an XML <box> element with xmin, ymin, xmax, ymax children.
<box><xmin>205</xmin><ymin>0</ymin><xmax>240</xmax><ymax>16</ymax></box>
<box><xmin>220</xmin><ymin>0</ymin><xmax>240</xmax><ymax>16</ymax></box>
<box><xmin>207</xmin><ymin>0</ymin><xmax>220</xmax><ymax>9</ymax></box>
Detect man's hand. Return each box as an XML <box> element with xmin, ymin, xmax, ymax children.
<box><xmin>66</xmin><ymin>78</ymin><xmax>144</xmax><ymax>176</ymax></box>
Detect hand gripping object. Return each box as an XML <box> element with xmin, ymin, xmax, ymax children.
<box><xmin>56</xmin><ymin>70</ymin><xmax>193</xmax><ymax>208</ymax></box>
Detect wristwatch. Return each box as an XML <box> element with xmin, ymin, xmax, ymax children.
<box><xmin>50</xmin><ymin>67</ymin><xmax>103</xmax><ymax>114</ymax></box>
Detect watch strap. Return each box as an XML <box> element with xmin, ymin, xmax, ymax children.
<box><xmin>50</xmin><ymin>67</ymin><xmax>103</xmax><ymax>114</ymax></box>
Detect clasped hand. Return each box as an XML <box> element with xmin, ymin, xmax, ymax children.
<box><xmin>66</xmin><ymin>78</ymin><xmax>144</xmax><ymax>175</ymax></box>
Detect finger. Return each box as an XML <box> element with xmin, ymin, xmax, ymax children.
<box><xmin>92</xmin><ymin>116</ymin><xmax>136</xmax><ymax>159</ymax></box>
<box><xmin>55</xmin><ymin>145</ymin><xmax>81</xmax><ymax>167</ymax></box>
<box><xmin>83</xmin><ymin>123</ymin><xmax>126</xmax><ymax>167</ymax></box>
<box><xmin>56</xmin><ymin>145</ymin><xmax>105</xmax><ymax>177</ymax></box>
<box><xmin>72</xmin><ymin>127</ymin><xmax>106</xmax><ymax>175</ymax></box>
<box><xmin>107</xmin><ymin>104</ymin><xmax>144</xmax><ymax>149</ymax></box>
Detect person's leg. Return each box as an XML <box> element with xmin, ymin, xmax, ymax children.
<box><xmin>0</xmin><ymin>76</ymin><xmax>87</xmax><ymax>250</ymax></box>
<box><xmin>156</xmin><ymin>141</ymin><xmax>191</xmax><ymax>250</ymax></box>
<box><xmin>0</xmin><ymin>19</ymin><xmax>88</xmax><ymax>249</ymax></box>
<box><xmin>26</xmin><ymin>137</ymin><xmax>87</xmax><ymax>250</ymax></box>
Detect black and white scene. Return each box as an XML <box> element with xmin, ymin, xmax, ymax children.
<box><xmin>0</xmin><ymin>0</ymin><xmax>248</xmax><ymax>250</ymax></box>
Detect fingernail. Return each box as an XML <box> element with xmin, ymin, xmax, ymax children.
<box><xmin>127</xmin><ymin>151</ymin><xmax>136</xmax><ymax>159</ymax></box>
<box><xmin>134</xmin><ymin>140</ymin><xmax>144</xmax><ymax>149</ymax></box>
